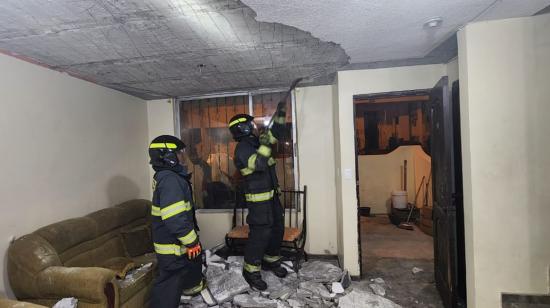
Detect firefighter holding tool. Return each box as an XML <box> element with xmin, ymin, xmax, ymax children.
<box><xmin>228</xmin><ymin>101</ymin><xmax>288</xmax><ymax>290</ymax></box>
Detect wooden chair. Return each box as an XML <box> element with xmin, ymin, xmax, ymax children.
<box><xmin>225</xmin><ymin>186</ymin><xmax>308</xmax><ymax>271</ymax></box>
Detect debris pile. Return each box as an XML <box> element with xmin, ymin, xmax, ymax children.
<box><xmin>178</xmin><ymin>251</ymin><xmax>402</xmax><ymax>308</ymax></box>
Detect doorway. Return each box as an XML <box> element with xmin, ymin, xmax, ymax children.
<box><xmin>354</xmin><ymin>78</ymin><xmax>466</xmax><ymax>308</ymax></box>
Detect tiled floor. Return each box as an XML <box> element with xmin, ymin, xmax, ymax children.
<box><xmin>360</xmin><ymin>215</ymin><xmax>444</xmax><ymax>308</ymax></box>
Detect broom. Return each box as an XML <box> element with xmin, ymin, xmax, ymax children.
<box><xmin>398</xmin><ymin>175</ymin><xmax>425</xmax><ymax>231</ymax></box>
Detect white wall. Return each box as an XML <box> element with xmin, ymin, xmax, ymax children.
<box><xmin>0</xmin><ymin>53</ymin><xmax>150</xmax><ymax>297</ymax></box>
<box><xmin>335</xmin><ymin>64</ymin><xmax>447</xmax><ymax>276</ymax></box>
<box><xmin>295</xmin><ymin>85</ymin><xmax>338</xmax><ymax>254</ymax></box>
<box><xmin>458</xmin><ymin>14</ymin><xmax>550</xmax><ymax>308</ymax></box>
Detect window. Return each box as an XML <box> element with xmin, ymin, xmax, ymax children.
<box><xmin>175</xmin><ymin>91</ymin><xmax>297</xmax><ymax>210</ymax></box>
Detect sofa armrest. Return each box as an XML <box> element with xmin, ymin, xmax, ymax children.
<box><xmin>37</xmin><ymin>266</ymin><xmax>117</xmax><ymax>302</ymax></box>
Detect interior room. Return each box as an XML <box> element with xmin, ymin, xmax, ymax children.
<box><xmin>1</xmin><ymin>1</ymin><xmax>549</xmax><ymax>308</ymax></box>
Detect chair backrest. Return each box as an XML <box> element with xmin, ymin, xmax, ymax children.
<box><xmin>232</xmin><ymin>186</ymin><xmax>307</xmax><ymax>231</ymax></box>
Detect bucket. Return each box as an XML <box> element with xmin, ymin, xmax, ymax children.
<box><xmin>392</xmin><ymin>191</ymin><xmax>408</xmax><ymax>209</ymax></box>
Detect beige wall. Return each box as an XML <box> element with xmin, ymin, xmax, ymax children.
<box><xmin>335</xmin><ymin>64</ymin><xmax>447</xmax><ymax>275</ymax></box>
<box><xmin>358</xmin><ymin>145</ymin><xmax>432</xmax><ymax>214</ymax></box>
<box><xmin>0</xmin><ymin>53</ymin><xmax>150</xmax><ymax>297</ymax></box>
<box><xmin>458</xmin><ymin>14</ymin><xmax>550</xmax><ymax>308</ymax></box>
<box><xmin>447</xmin><ymin>57</ymin><xmax>459</xmax><ymax>86</ymax></box>
<box><xmin>295</xmin><ymin>85</ymin><xmax>338</xmax><ymax>254</ymax></box>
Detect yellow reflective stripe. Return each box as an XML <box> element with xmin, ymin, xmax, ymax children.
<box><xmin>151</xmin><ymin>205</ymin><xmax>161</xmax><ymax>216</ymax></box>
<box><xmin>229</xmin><ymin>117</ymin><xmax>248</xmax><ymax>127</ymax></box>
<box><xmin>248</xmin><ymin>153</ymin><xmax>258</xmax><ymax>170</ymax></box>
<box><xmin>245</xmin><ymin>190</ymin><xmax>275</xmax><ymax>202</ymax></box>
<box><xmin>274</xmin><ymin>116</ymin><xmax>285</xmax><ymax>124</ymax></box>
<box><xmin>183</xmin><ymin>279</ymin><xmax>205</xmax><ymax>295</ymax></box>
<box><xmin>178</xmin><ymin>229</ymin><xmax>198</xmax><ymax>245</ymax></box>
<box><xmin>160</xmin><ymin>200</ymin><xmax>192</xmax><ymax>220</ymax></box>
<box><xmin>150</xmin><ymin>142</ymin><xmax>178</xmax><ymax>149</ymax></box>
<box><xmin>240</xmin><ymin>167</ymin><xmax>254</xmax><ymax>176</ymax></box>
<box><xmin>268</xmin><ymin>157</ymin><xmax>276</xmax><ymax>166</ymax></box>
<box><xmin>154</xmin><ymin>243</ymin><xmax>187</xmax><ymax>256</ymax></box>
<box><xmin>263</xmin><ymin>255</ymin><xmax>282</xmax><ymax>263</ymax></box>
<box><xmin>244</xmin><ymin>262</ymin><xmax>260</xmax><ymax>273</ymax></box>
<box><xmin>257</xmin><ymin>145</ymin><xmax>271</xmax><ymax>157</ymax></box>
<box><xmin>267</xmin><ymin>130</ymin><xmax>278</xmax><ymax>144</ymax></box>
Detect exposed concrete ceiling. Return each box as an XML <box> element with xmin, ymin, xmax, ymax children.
<box><xmin>0</xmin><ymin>1</ymin><xmax>548</xmax><ymax>99</ymax></box>
<box><xmin>0</xmin><ymin>0</ymin><xmax>349</xmax><ymax>99</ymax></box>
<box><xmin>242</xmin><ymin>0</ymin><xmax>550</xmax><ymax>65</ymax></box>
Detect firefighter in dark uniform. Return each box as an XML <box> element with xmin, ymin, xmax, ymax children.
<box><xmin>228</xmin><ymin>102</ymin><xmax>288</xmax><ymax>290</ymax></box>
<box><xmin>149</xmin><ymin>135</ymin><xmax>205</xmax><ymax>308</ymax></box>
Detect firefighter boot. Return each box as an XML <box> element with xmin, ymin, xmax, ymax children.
<box><xmin>262</xmin><ymin>260</ymin><xmax>288</xmax><ymax>278</ymax></box>
<box><xmin>243</xmin><ymin>270</ymin><xmax>267</xmax><ymax>291</ymax></box>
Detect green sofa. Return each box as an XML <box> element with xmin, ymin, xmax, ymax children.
<box><xmin>7</xmin><ymin>199</ymin><xmax>155</xmax><ymax>308</ymax></box>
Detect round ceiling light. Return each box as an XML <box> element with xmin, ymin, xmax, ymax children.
<box><xmin>424</xmin><ymin>17</ymin><xmax>443</xmax><ymax>28</ymax></box>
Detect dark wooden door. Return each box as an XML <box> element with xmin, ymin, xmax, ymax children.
<box><xmin>430</xmin><ymin>77</ymin><xmax>466</xmax><ymax>308</ymax></box>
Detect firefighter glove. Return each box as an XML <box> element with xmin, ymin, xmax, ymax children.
<box><xmin>259</xmin><ymin>132</ymin><xmax>271</xmax><ymax>146</ymax></box>
<box><xmin>187</xmin><ymin>242</ymin><xmax>202</xmax><ymax>259</ymax></box>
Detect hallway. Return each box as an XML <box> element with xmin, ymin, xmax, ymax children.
<box><xmin>360</xmin><ymin>215</ymin><xmax>443</xmax><ymax>308</ymax></box>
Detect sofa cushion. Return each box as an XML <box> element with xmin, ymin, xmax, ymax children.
<box><xmin>35</xmin><ymin>217</ymin><xmax>96</xmax><ymax>254</ymax></box>
<box><xmin>121</xmin><ymin>226</ymin><xmax>153</xmax><ymax>257</ymax></box>
<box><xmin>86</xmin><ymin>207</ymin><xmax>127</xmax><ymax>235</ymax></box>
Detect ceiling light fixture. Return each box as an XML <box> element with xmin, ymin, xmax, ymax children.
<box><xmin>424</xmin><ymin>17</ymin><xmax>443</xmax><ymax>28</ymax></box>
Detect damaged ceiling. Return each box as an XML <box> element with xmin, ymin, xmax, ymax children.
<box><xmin>243</xmin><ymin>0</ymin><xmax>550</xmax><ymax>66</ymax></box>
<box><xmin>0</xmin><ymin>0</ymin><xmax>348</xmax><ymax>99</ymax></box>
<box><xmin>0</xmin><ymin>0</ymin><xmax>549</xmax><ymax>99</ymax></box>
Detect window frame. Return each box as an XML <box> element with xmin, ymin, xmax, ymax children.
<box><xmin>173</xmin><ymin>89</ymin><xmax>300</xmax><ymax>213</ymax></box>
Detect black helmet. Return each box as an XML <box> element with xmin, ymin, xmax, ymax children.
<box><xmin>228</xmin><ymin>114</ymin><xmax>254</xmax><ymax>140</ymax></box>
<box><xmin>149</xmin><ymin>135</ymin><xmax>186</xmax><ymax>168</ymax></box>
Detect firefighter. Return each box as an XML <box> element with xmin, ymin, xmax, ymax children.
<box><xmin>149</xmin><ymin>135</ymin><xmax>205</xmax><ymax>308</ymax></box>
<box><xmin>228</xmin><ymin>102</ymin><xmax>288</xmax><ymax>290</ymax></box>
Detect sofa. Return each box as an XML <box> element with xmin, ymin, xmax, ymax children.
<box><xmin>0</xmin><ymin>297</ymin><xmax>47</xmax><ymax>307</ymax></box>
<box><xmin>7</xmin><ymin>199</ymin><xmax>156</xmax><ymax>308</ymax></box>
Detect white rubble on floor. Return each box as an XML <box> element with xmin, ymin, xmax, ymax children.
<box><xmin>331</xmin><ymin>282</ymin><xmax>345</xmax><ymax>294</ymax></box>
<box><xmin>178</xmin><ymin>250</ymin><xmax>403</xmax><ymax>308</ymax></box>
<box><xmin>53</xmin><ymin>298</ymin><xmax>78</xmax><ymax>308</ymax></box>
<box><xmin>338</xmin><ymin>290</ymin><xmax>402</xmax><ymax>308</ymax></box>
<box><xmin>412</xmin><ymin>267</ymin><xmax>424</xmax><ymax>274</ymax></box>
<box><xmin>299</xmin><ymin>260</ymin><xmax>343</xmax><ymax>282</ymax></box>
<box><xmin>369</xmin><ymin>283</ymin><xmax>386</xmax><ymax>296</ymax></box>
<box><xmin>233</xmin><ymin>294</ymin><xmax>278</xmax><ymax>308</ymax></box>
<box><xmin>372</xmin><ymin>277</ymin><xmax>385</xmax><ymax>284</ymax></box>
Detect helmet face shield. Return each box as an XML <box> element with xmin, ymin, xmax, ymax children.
<box><xmin>149</xmin><ymin>135</ymin><xmax>186</xmax><ymax>168</ymax></box>
<box><xmin>229</xmin><ymin>114</ymin><xmax>255</xmax><ymax>140</ymax></box>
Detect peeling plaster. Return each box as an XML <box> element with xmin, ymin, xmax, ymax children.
<box><xmin>0</xmin><ymin>0</ymin><xmax>349</xmax><ymax>99</ymax></box>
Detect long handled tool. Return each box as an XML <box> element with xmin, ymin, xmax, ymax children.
<box><xmin>398</xmin><ymin>175</ymin><xmax>425</xmax><ymax>231</ymax></box>
<box><xmin>264</xmin><ymin>77</ymin><xmax>303</xmax><ymax>130</ymax></box>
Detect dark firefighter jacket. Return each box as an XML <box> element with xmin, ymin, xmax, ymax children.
<box><xmin>233</xmin><ymin>120</ymin><xmax>286</xmax><ymax>217</ymax></box>
<box><xmin>151</xmin><ymin>166</ymin><xmax>198</xmax><ymax>264</ymax></box>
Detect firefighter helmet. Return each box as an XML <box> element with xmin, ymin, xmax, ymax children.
<box><xmin>229</xmin><ymin>114</ymin><xmax>255</xmax><ymax>140</ymax></box>
<box><xmin>149</xmin><ymin>135</ymin><xmax>186</xmax><ymax>168</ymax></box>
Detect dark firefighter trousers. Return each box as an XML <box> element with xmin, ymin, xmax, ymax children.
<box><xmin>244</xmin><ymin>195</ymin><xmax>284</xmax><ymax>271</ymax></box>
<box><xmin>150</xmin><ymin>255</ymin><xmax>202</xmax><ymax>308</ymax></box>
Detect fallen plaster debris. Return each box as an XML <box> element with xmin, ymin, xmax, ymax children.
<box><xmin>412</xmin><ymin>267</ymin><xmax>424</xmax><ymax>274</ymax></box>
<box><xmin>373</xmin><ymin>277</ymin><xmax>385</xmax><ymax>284</ymax></box>
<box><xmin>369</xmin><ymin>283</ymin><xmax>386</xmax><ymax>297</ymax></box>
<box><xmin>299</xmin><ymin>260</ymin><xmax>343</xmax><ymax>282</ymax></box>
<box><xmin>331</xmin><ymin>282</ymin><xmax>345</xmax><ymax>294</ymax></box>
<box><xmin>179</xmin><ymin>249</ymin><xmax>403</xmax><ymax>308</ymax></box>
<box><xmin>340</xmin><ymin>270</ymin><xmax>352</xmax><ymax>289</ymax></box>
<box><xmin>53</xmin><ymin>298</ymin><xmax>78</xmax><ymax>308</ymax></box>
<box><xmin>338</xmin><ymin>290</ymin><xmax>402</xmax><ymax>308</ymax></box>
